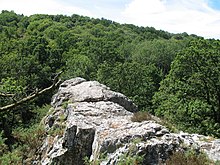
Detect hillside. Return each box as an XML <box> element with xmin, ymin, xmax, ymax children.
<box><xmin>0</xmin><ymin>10</ymin><xmax>220</xmax><ymax>164</ymax></box>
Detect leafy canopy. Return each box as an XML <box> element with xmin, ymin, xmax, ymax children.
<box><xmin>153</xmin><ymin>39</ymin><xmax>220</xmax><ymax>137</ymax></box>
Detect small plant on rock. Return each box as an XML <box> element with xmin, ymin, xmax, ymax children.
<box><xmin>48</xmin><ymin>122</ymin><xmax>66</xmax><ymax>137</ymax></box>
<box><xmin>118</xmin><ymin>138</ymin><xmax>144</xmax><ymax>165</ymax></box>
<box><xmin>84</xmin><ymin>152</ymin><xmax>107</xmax><ymax>165</ymax></box>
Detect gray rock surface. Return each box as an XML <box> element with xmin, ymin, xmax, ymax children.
<box><xmin>36</xmin><ymin>78</ymin><xmax>220</xmax><ymax>165</ymax></box>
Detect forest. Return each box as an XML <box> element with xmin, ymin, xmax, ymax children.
<box><xmin>0</xmin><ymin>10</ymin><xmax>219</xmax><ymax>163</ymax></box>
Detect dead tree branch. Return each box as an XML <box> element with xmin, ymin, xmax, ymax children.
<box><xmin>0</xmin><ymin>93</ymin><xmax>15</xmax><ymax>97</ymax></box>
<box><xmin>0</xmin><ymin>71</ymin><xmax>62</xmax><ymax>112</ymax></box>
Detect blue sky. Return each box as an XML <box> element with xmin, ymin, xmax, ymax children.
<box><xmin>208</xmin><ymin>0</ymin><xmax>220</xmax><ymax>10</ymax></box>
<box><xmin>1</xmin><ymin>0</ymin><xmax>220</xmax><ymax>39</ymax></box>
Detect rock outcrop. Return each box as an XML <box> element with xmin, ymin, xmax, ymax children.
<box><xmin>36</xmin><ymin>78</ymin><xmax>220</xmax><ymax>165</ymax></box>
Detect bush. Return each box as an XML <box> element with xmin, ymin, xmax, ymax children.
<box><xmin>10</xmin><ymin>124</ymin><xmax>46</xmax><ymax>163</ymax></box>
<box><xmin>131</xmin><ymin>111</ymin><xmax>153</xmax><ymax>122</ymax></box>
<box><xmin>0</xmin><ymin>150</ymin><xmax>22</xmax><ymax>165</ymax></box>
<box><xmin>166</xmin><ymin>150</ymin><xmax>212</xmax><ymax>165</ymax></box>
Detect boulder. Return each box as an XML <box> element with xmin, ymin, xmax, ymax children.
<box><xmin>36</xmin><ymin>78</ymin><xmax>220</xmax><ymax>165</ymax></box>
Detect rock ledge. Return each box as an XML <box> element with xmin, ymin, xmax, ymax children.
<box><xmin>36</xmin><ymin>78</ymin><xmax>220</xmax><ymax>165</ymax></box>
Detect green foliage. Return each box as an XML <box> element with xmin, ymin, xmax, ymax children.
<box><xmin>61</xmin><ymin>101</ymin><xmax>68</xmax><ymax>108</ymax></box>
<box><xmin>31</xmin><ymin>104</ymin><xmax>52</xmax><ymax>124</ymax></box>
<box><xmin>118</xmin><ymin>154</ymin><xmax>143</xmax><ymax>165</ymax></box>
<box><xmin>97</xmin><ymin>62</ymin><xmax>162</xmax><ymax>109</ymax></box>
<box><xmin>157</xmin><ymin>118</ymin><xmax>179</xmax><ymax>133</ymax></box>
<box><xmin>0</xmin><ymin>78</ymin><xmax>23</xmax><ymax>94</ymax></box>
<box><xmin>0</xmin><ymin>131</ymin><xmax>8</xmax><ymax>156</ymax></box>
<box><xmin>0</xmin><ymin>124</ymin><xmax>46</xmax><ymax>164</ymax></box>
<box><xmin>118</xmin><ymin>138</ymin><xmax>144</xmax><ymax>165</ymax></box>
<box><xmin>153</xmin><ymin>39</ymin><xmax>220</xmax><ymax>137</ymax></box>
<box><xmin>0</xmin><ymin>78</ymin><xmax>23</xmax><ymax>108</ymax></box>
<box><xmin>132</xmin><ymin>39</ymin><xmax>188</xmax><ymax>75</ymax></box>
<box><xmin>48</xmin><ymin>125</ymin><xmax>65</xmax><ymax>136</ymax></box>
<box><xmin>13</xmin><ymin>124</ymin><xmax>46</xmax><ymax>152</ymax></box>
<box><xmin>62</xmin><ymin>52</ymin><xmax>94</xmax><ymax>80</ymax></box>
<box><xmin>84</xmin><ymin>152</ymin><xmax>107</xmax><ymax>165</ymax></box>
<box><xmin>0</xmin><ymin>105</ymin><xmax>49</xmax><ymax>163</ymax></box>
<box><xmin>0</xmin><ymin>150</ymin><xmax>22</xmax><ymax>165</ymax></box>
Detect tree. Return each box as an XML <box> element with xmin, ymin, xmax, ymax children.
<box><xmin>97</xmin><ymin>62</ymin><xmax>162</xmax><ymax>109</ymax></box>
<box><xmin>153</xmin><ymin>39</ymin><xmax>220</xmax><ymax>137</ymax></box>
<box><xmin>62</xmin><ymin>51</ymin><xmax>94</xmax><ymax>80</ymax></box>
<box><xmin>132</xmin><ymin>39</ymin><xmax>187</xmax><ymax>75</ymax></box>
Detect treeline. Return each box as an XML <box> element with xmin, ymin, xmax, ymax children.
<box><xmin>0</xmin><ymin>10</ymin><xmax>220</xmax><ymax>162</ymax></box>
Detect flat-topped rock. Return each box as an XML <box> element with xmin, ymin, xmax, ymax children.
<box><xmin>51</xmin><ymin>77</ymin><xmax>138</xmax><ymax>112</ymax></box>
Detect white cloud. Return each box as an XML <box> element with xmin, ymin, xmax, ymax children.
<box><xmin>0</xmin><ymin>0</ymin><xmax>93</xmax><ymax>16</ymax></box>
<box><xmin>121</xmin><ymin>0</ymin><xmax>220</xmax><ymax>38</ymax></box>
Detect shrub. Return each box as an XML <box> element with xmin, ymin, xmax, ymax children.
<box><xmin>11</xmin><ymin>124</ymin><xmax>46</xmax><ymax>163</ymax></box>
<box><xmin>0</xmin><ymin>150</ymin><xmax>22</xmax><ymax>165</ymax></box>
<box><xmin>13</xmin><ymin>124</ymin><xmax>46</xmax><ymax>150</ymax></box>
<box><xmin>166</xmin><ymin>150</ymin><xmax>211</xmax><ymax>165</ymax></box>
<box><xmin>131</xmin><ymin>111</ymin><xmax>153</xmax><ymax>122</ymax></box>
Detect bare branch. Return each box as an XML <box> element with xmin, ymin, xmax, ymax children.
<box><xmin>0</xmin><ymin>72</ymin><xmax>62</xmax><ymax>112</ymax></box>
<box><xmin>0</xmin><ymin>93</ymin><xmax>15</xmax><ymax>97</ymax></box>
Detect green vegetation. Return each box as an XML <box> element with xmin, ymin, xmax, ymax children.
<box><xmin>0</xmin><ymin>105</ymin><xmax>49</xmax><ymax>164</ymax></box>
<box><xmin>118</xmin><ymin>138</ymin><xmax>144</xmax><ymax>165</ymax></box>
<box><xmin>0</xmin><ymin>10</ymin><xmax>219</xmax><ymax>163</ymax></box>
<box><xmin>153</xmin><ymin>39</ymin><xmax>220</xmax><ymax>137</ymax></box>
<box><xmin>165</xmin><ymin>149</ymin><xmax>218</xmax><ymax>165</ymax></box>
<box><xmin>48</xmin><ymin>123</ymin><xmax>66</xmax><ymax>136</ymax></box>
<box><xmin>84</xmin><ymin>152</ymin><xmax>108</xmax><ymax>165</ymax></box>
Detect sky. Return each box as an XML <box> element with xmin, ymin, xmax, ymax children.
<box><xmin>1</xmin><ymin>0</ymin><xmax>220</xmax><ymax>39</ymax></box>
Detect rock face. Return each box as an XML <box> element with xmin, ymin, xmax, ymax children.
<box><xmin>37</xmin><ymin>78</ymin><xmax>220</xmax><ymax>165</ymax></box>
